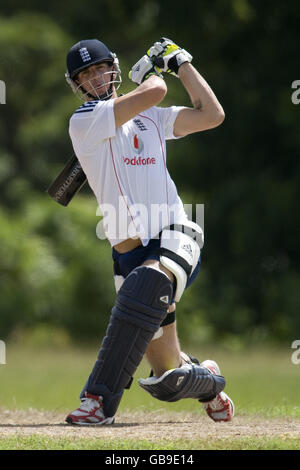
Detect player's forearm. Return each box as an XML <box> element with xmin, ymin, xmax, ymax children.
<box><xmin>114</xmin><ymin>75</ymin><xmax>167</xmax><ymax>128</ymax></box>
<box><xmin>137</xmin><ymin>74</ymin><xmax>167</xmax><ymax>99</ymax></box>
<box><xmin>178</xmin><ymin>63</ymin><xmax>225</xmax><ymax>124</ymax></box>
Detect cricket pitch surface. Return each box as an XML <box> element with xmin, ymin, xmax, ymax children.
<box><xmin>0</xmin><ymin>409</ymin><xmax>299</xmax><ymax>442</ymax></box>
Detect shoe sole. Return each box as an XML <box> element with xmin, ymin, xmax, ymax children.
<box><xmin>207</xmin><ymin>395</ymin><xmax>235</xmax><ymax>422</ymax></box>
<box><xmin>65</xmin><ymin>416</ymin><xmax>115</xmax><ymax>426</ymax></box>
<box><xmin>203</xmin><ymin>393</ymin><xmax>235</xmax><ymax>422</ymax></box>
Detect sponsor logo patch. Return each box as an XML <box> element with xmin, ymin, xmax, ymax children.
<box><xmin>132</xmin><ymin>134</ymin><xmax>144</xmax><ymax>154</ymax></box>
<box><xmin>123</xmin><ymin>156</ymin><xmax>156</xmax><ymax>166</ymax></box>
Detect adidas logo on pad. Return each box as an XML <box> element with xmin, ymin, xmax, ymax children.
<box><xmin>160</xmin><ymin>295</ymin><xmax>169</xmax><ymax>304</ymax></box>
<box><xmin>182</xmin><ymin>244</ymin><xmax>193</xmax><ymax>256</ymax></box>
<box><xmin>176</xmin><ymin>376</ymin><xmax>184</xmax><ymax>386</ymax></box>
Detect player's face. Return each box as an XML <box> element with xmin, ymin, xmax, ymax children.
<box><xmin>76</xmin><ymin>63</ymin><xmax>115</xmax><ymax>99</ymax></box>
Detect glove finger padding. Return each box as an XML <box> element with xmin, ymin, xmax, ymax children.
<box><xmin>148</xmin><ymin>37</ymin><xmax>193</xmax><ymax>77</ymax></box>
<box><xmin>147</xmin><ymin>42</ymin><xmax>165</xmax><ymax>62</ymax></box>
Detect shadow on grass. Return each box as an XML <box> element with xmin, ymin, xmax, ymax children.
<box><xmin>0</xmin><ymin>419</ymin><xmax>191</xmax><ymax>428</ymax></box>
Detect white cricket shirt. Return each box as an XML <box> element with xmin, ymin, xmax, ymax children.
<box><xmin>69</xmin><ymin>99</ymin><xmax>188</xmax><ymax>246</ymax></box>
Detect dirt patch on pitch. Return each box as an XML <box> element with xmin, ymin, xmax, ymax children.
<box><xmin>0</xmin><ymin>409</ymin><xmax>299</xmax><ymax>444</ymax></box>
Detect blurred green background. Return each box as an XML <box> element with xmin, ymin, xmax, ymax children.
<box><xmin>0</xmin><ymin>0</ymin><xmax>299</xmax><ymax>353</ymax></box>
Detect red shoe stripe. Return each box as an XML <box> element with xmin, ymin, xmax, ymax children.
<box><xmin>85</xmin><ymin>392</ymin><xmax>101</xmax><ymax>401</ymax></box>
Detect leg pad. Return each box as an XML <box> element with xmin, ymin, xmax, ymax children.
<box><xmin>81</xmin><ymin>266</ymin><xmax>173</xmax><ymax>417</ymax></box>
<box><xmin>139</xmin><ymin>363</ymin><xmax>225</xmax><ymax>402</ymax></box>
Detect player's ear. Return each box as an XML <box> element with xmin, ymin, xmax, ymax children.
<box><xmin>72</xmin><ymin>72</ymin><xmax>81</xmax><ymax>86</ymax></box>
<box><xmin>111</xmin><ymin>65</ymin><xmax>117</xmax><ymax>79</ymax></box>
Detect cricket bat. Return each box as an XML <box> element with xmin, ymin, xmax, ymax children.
<box><xmin>47</xmin><ymin>154</ymin><xmax>87</xmax><ymax>206</ymax></box>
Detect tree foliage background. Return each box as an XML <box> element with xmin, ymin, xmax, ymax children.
<box><xmin>0</xmin><ymin>0</ymin><xmax>299</xmax><ymax>347</ymax></box>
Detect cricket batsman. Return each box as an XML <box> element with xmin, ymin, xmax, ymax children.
<box><xmin>64</xmin><ymin>37</ymin><xmax>234</xmax><ymax>424</ymax></box>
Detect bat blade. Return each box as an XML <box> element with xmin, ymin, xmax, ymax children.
<box><xmin>47</xmin><ymin>154</ymin><xmax>87</xmax><ymax>206</ymax></box>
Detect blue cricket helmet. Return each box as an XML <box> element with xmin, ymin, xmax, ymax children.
<box><xmin>65</xmin><ymin>38</ymin><xmax>122</xmax><ymax>101</ymax></box>
<box><xmin>66</xmin><ymin>39</ymin><xmax>115</xmax><ymax>79</ymax></box>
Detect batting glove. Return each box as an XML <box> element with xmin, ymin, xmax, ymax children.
<box><xmin>148</xmin><ymin>37</ymin><xmax>193</xmax><ymax>77</ymax></box>
<box><xmin>129</xmin><ymin>55</ymin><xmax>163</xmax><ymax>85</ymax></box>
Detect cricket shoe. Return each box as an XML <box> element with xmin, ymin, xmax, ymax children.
<box><xmin>200</xmin><ymin>359</ymin><xmax>235</xmax><ymax>422</ymax></box>
<box><xmin>65</xmin><ymin>392</ymin><xmax>115</xmax><ymax>425</ymax></box>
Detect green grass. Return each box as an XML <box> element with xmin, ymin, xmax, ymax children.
<box><xmin>0</xmin><ymin>435</ymin><xmax>299</xmax><ymax>450</ymax></box>
<box><xmin>0</xmin><ymin>343</ymin><xmax>299</xmax><ymax>416</ymax></box>
<box><xmin>0</xmin><ymin>343</ymin><xmax>300</xmax><ymax>450</ymax></box>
